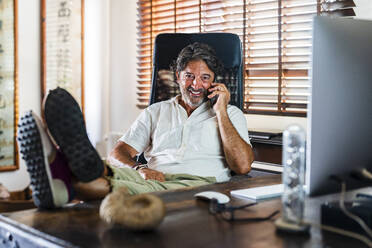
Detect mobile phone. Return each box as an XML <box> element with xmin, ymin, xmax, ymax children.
<box><xmin>209</xmin><ymin>95</ymin><xmax>218</xmax><ymax>106</ymax></box>
<box><xmin>209</xmin><ymin>77</ymin><xmax>220</xmax><ymax>106</ymax></box>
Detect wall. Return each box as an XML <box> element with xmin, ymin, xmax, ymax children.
<box><xmin>84</xmin><ymin>0</ymin><xmax>110</xmax><ymax>152</ymax></box>
<box><xmin>109</xmin><ymin>0</ymin><xmax>141</xmax><ymax>134</ymax></box>
<box><xmin>86</xmin><ymin>0</ymin><xmax>141</xmax><ymax>157</ymax></box>
<box><xmin>355</xmin><ymin>0</ymin><xmax>372</xmax><ymax>19</ymax></box>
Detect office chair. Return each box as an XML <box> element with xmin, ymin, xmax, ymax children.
<box><xmin>137</xmin><ymin>33</ymin><xmax>244</xmax><ymax>165</ymax></box>
<box><xmin>149</xmin><ymin>33</ymin><xmax>244</xmax><ymax>110</ymax></box>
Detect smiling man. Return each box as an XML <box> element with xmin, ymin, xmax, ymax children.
<box><xmin>109</xmin><ymin>42</ymin><xmax>254</xmax><ymax>185</ymax></box>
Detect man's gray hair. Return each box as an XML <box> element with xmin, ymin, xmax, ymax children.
<box><xmin>171</xmin><ymin>42</ymin><xmax>224</xmax><ymax>81</ymax></box>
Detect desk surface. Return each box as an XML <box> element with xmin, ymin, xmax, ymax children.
<box><xmin>0</xmin><ymin>175</ymin><xmax>370</xmax><ymax>248</ymax></box>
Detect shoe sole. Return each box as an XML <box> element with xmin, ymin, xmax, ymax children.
<box><xmin>44</xmin><ymin>88</ymin><xmax>104</xmax><ymax>182</ymax></box>
<box><xmin>17</xmin><ymin>111</ymin><xmax>56</xmax><ymax>209</ymax></box>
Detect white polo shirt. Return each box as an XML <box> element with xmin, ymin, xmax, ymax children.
<box><xmin>120</xmin><ymin>96</ymin><xmax>251</xmax><ymax>182</ymax></box>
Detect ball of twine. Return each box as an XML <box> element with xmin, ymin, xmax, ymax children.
<box><xmin>99</xmin><ymin>187</ymin><xmax>166</xmax><ymax>231</ymax></box>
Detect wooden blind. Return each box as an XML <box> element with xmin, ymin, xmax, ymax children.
<box><xmin>136</xmin><ymin>0</ymin><xmax>355</xmax><ymax>116</ymax></box>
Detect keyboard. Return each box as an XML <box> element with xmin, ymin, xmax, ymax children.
<box><xmin>230</xmin><ymin>184</ymin><xmax>284</xmax><ymax>201</ymax></box>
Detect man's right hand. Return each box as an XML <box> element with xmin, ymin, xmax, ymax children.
<box><xmin>139</xmin><ymin>168</ymin><xmax>165</xmax><ymax>182</ymax></box>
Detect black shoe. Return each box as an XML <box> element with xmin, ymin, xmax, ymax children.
<box><xmin>43</xmin><ymin>87</ymin><xmax>104</xmax><ymax>182</ymax></box>
<box><xmin>17</xmin><ymin>111</ymin><xmax>71</xmax><ymax>209</ymax></box>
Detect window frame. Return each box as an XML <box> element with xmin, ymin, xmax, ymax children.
<box><xmin>136</xmin><ymin>0</ymin><xmax>355</xmax><ymax>117</ymax></box>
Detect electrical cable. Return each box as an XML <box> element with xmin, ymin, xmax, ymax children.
<box><xmin>339</xmin><ymin>181</ymin><xmax>372</xmax><ymax>239</ymax></box>
<box><xmin>302</xmin><ymin>176</ymin><xmax>372</xmax><ymax>247</ymax></box>
<box><xmin>303</xmin><ymin>220</ymin><xmax>372</xmax><ymax>248</ymax></box>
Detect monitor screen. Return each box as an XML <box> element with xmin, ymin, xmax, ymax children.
<box><xmin>306</xmin><ymin>16</ymin><xmax>372</xmax><ymax>196</ymax></box>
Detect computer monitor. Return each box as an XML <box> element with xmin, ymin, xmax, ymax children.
<box><xmin>306</xmin><ymin>16</ymin><xmax>372</xmax><ymax>196</ymax></box>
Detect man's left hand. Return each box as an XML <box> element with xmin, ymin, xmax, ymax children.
<box><xmin>208</xmin><ymin>82</ymin><xmax>230</xmax><ymax>114</ymax></box>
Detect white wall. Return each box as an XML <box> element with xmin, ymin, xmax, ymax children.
<box><xmin>355</xmin><ymin>0</ymin><xmax>372</xmax><ymax>20</ymax></box>
<box><xmin>84</xmin><ymin>0</ymin><xmax>110</xmax><ymax>150</ymax></box>
<box><xmin>109</xmin><ymin>0</ymin><xmax>141</xmax><ymax>134</ymax></box>
<box><xmin>86</xmin><ymin>0</ymin><xmax>141</xmax><ymax>157</ymax></box>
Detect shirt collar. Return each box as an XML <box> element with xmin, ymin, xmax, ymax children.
<box><xmin>173</xmin><ymin>95</ymin><xmax>211</xmax><ymax>116</ymax></box>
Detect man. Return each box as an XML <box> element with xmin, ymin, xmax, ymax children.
<box><xmin>18</xmin><ymin>42</ymin><xmax>253</xmax><ymax>209</ymax></box>
<box><xmin>109</xmin><ymin>42</ymin><xmax>253</xmax><ymax>182</ymax></box>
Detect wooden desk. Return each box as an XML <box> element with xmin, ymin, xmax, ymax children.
<box><xmin>0</xmin><ymin>176</ymin><xmax>370</xmax><ymax>248</ymax></box>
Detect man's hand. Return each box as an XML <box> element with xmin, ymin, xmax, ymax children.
<box><xmin>208</xmin><ymin>82</ymin><xmax>230</xmax><ymax>114</ymax></box>
<box><xmin>208</xmin><ymin>83</ymin><xmax>254</xmax><ymax>175</ymax></box>
<box><xmin>139</xmin><ymin>168</ymin><xmax>166</xmax><ymax>182</ymax></box>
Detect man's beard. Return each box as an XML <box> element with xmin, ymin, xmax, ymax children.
<box><xmin>180</xmin><ymin>85</ymin><xmax>208</xmax><ymax>109</ymax></box>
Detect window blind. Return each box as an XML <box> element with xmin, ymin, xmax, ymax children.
<box><xmin>136</xmin><ymin>0</ymin><xmax>355</xmax><ymax>116</ymax></box>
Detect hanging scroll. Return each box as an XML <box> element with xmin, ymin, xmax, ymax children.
<box><xmin>42</xmin><ymin>0</ymin><xmax>84</xmax><ymax>109</ymax></box>
<box><xmin>0</xmin><ymin>0</ymin><xmax>18</xmax><ymax>171</ymax></box>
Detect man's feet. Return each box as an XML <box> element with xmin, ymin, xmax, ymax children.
<box><xmin>17</xmin><ymin>111</ymin><xmax>72</xmax><ymax>209</ymax></box>
<box><xmin>43</xmin><ymin>87</ymin><xmax>104</xmax><ymax>182</ymax></box>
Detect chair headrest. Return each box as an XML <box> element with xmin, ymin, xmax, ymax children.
<box><xmin>153</xmin><ymin>33</ymin><xmax>242</xmax><ymax>70</ymax></box>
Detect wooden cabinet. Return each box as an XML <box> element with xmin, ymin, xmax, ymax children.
<box><xmin>249</xmin><ymin>132</ymin><xmax>283</xmax><ymax>165</ymax></box>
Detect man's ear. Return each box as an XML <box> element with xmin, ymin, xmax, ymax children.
<box><xmin>175</xmin><ymin>72</ymin><xmax>180</xmax><ymax>84</ymax></box>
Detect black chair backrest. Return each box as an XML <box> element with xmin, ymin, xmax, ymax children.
<box><xmin>150</xmin><ymin>33</ymin><xmax>244</xmax><ymax>110</ymax></box>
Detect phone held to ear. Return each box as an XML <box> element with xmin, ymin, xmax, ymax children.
<box><xmin>209</xmin><ymin>78</ymin><xmax>220</xmax><ymax>106</ymax></box>
<box><xmin>210</xmin><ymin>95</ymin><xmax>218</xmax><ymax>106</ymax></box>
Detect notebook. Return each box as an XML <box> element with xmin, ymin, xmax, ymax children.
<box><xmin>230</xmin><ymin>184</ymin><xmax>284</xmax><ymax>201</ymax></box>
